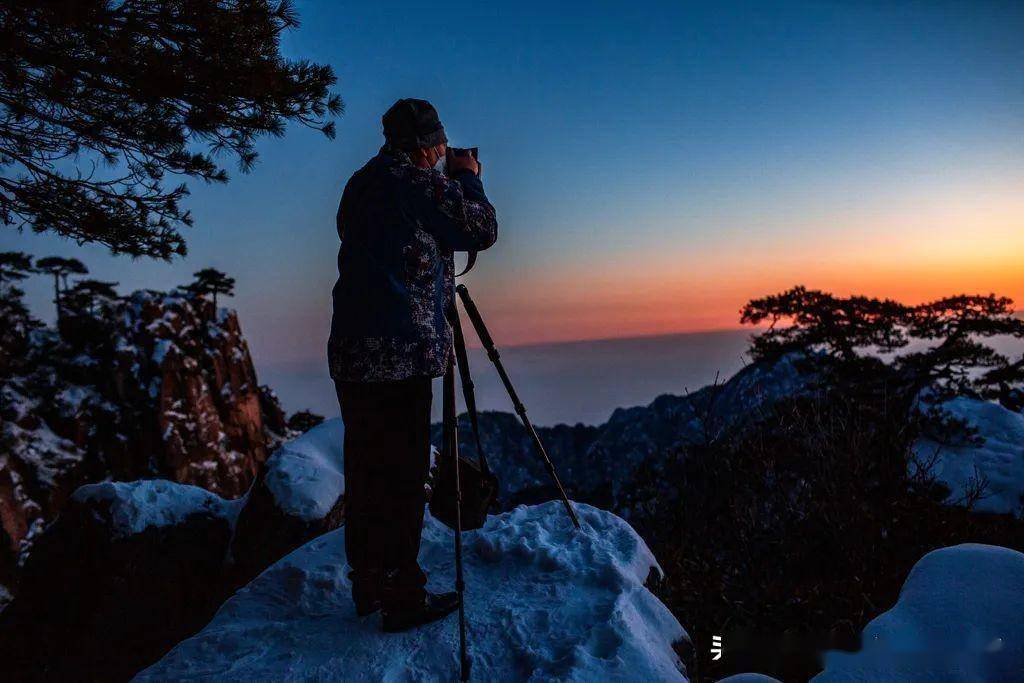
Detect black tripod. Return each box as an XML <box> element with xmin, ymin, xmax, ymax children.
<box><xmin>440</xmin><ymin>360</ymin><xmax>471</xmax><ymax>681</ymax></box>
<box><xmin>455</xmin><ymin>284</ymin><xmax>581</xmax><ymax>529</ymax></box>
<box><xmin>443</xmin><ymin>284</ymin><xmax>581</xmax><ymax>681</ymax></box>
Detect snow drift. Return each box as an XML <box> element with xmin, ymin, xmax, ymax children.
<box><xmin>139</xmin><ymin>501</ymin><xmax>689</xmax><ymax>681</ymax></box>
<box><xmin>815</xmin><ymin>543</ymin><xmax>1024</xmax><ymax>681</ymax></box>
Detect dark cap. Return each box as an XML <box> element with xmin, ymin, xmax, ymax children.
<box><xmin>382</xmin><ymin>98</ymin><xmax>447</xmax><ymax>150</ymax></box>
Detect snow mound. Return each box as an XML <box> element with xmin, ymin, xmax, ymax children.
<box><xmin>815</xmin><ymin>543</ymin><xmax>1024</xmax><ymax>682</ymax></box>
<box><xmin>73</xmin><ymin>480</ymin><xmax>239</xmax><ymax>539</ymax></box>
<box><xmin>263</xmin><ymin>418</ymin><xmax>437</xmax><ymax>523</ymax></box>
<box><xmin>263</xmin><ymin>418</ymin><xmax>346</xmax><ymax>521</ymax></box>
<box><xmin>915</xmin><ymin>397</ymin><xmax>1024</xmax><ymax>515</ymax></box>
<box><xmin>139</xmin><ymin>501</ymin><xmax>688</xmax><ymax>681</ymax></box>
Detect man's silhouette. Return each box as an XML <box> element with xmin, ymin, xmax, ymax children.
<box><xmin>328</xmin><ymin>99</ymin><xmax>498</xmax><ymax>631</ymax></box>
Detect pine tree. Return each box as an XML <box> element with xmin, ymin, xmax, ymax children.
<box><xmin>0</xmin><ymin>254</ymin><xmax>39</xmax><ymax>378</ymax></box>
<box><xmin>34</xmin><ymin>256</ymin><xmax>88</xmax><ymax>320</ymax></box>
<box><xmin>64</xmin><ymin>279</ymin><xmax>120</xmax><ymax>318</ymax></box>
<box><xmin>0</xmin><ymin>251</ymin><xmax>33</xmax><ymax>295</ymax></box>
<box><xmin>982</xmin><ymin>355</ymin><xmax>1024</xmax><ymax>411</ymax></box>
<box><xmin>1</xmin><ymin>0</ymin><xmax>342</xmax><ymax>259</ymax></box>
<box><xmin>742</xmin><ymin>286</ymin><xmax>1024</xmax><ymax>414</ymax></box>
<box><xmin>740</xmin><ymin>285</ymin><xmax>910</xmax><ymax>361</ymax></box>
<box><xmin>186</xmin><ymin>268</ymin><xmax>236</xmax><ymax>308</ymax></box>
<box><xmin>899</xmin><ymin>294</ymin><xmax>1024</xmax><ymax>400</ymax></box>
<box><xmin>0</xmin><ymin>284</ymin><xmax>36</xmax><ymax>377</ymax></box>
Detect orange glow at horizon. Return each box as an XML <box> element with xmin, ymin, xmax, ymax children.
<box><xmin>472</xmin><ymin>199</ymin><xmax>1024</xmax><ymax>347</ymax></box>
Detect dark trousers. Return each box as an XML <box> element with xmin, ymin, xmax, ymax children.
<box><xmin>335</xmin><ymin>376</ymin><xmax>432</xmax><ymax>607</ymax></box>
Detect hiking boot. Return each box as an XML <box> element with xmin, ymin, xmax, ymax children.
<box><xmin>381</xmin><ymin>591</ymin><xmax>460</xmax><ymax>632</ymax></box>
<box><xmin>351</xmin><ymin>575</ymin><xmax>382</xmax><ymax>617</ymax></box>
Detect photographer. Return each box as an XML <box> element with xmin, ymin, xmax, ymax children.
<box><xmin>327</xmin><ymin>98</ymin><xmax>498</xmax><ymax>632</ymax></box>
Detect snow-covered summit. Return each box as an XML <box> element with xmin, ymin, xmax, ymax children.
<box><xmin>139</xmin><ymin>501</ymin><xmax>689</xmax><ymax>682</ymax></box>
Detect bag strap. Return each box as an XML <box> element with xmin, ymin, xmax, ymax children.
<box><xmin>446</xmin><ymin>301</ymin><xmax>491</xmax><ymax>476</ymax></box>
<box><xmin>455</xmin><ymin>250</ymin><xmax>477</xmax><ymax>277</ymax></box>
<box><xmin>441</xmin><ymin>358</ymin><xmax>458</xmax><ymax>465</ymax></box>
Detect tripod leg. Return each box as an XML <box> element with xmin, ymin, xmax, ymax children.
<box><xmin>455</xmin><ymin>285</ymin><xmax>582</xmax><ymax>530</ymax></box>
<box><xmin>444</xmin><ymin>365</ymin><xmax>471</xmax><ymax>681</ymax></box>
<box><xmin>447</xmin><ymin>304</ymin><xmax>490</xmax><ymax>477</ymax></box>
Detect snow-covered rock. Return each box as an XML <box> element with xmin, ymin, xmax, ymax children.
<box><xmin>141</xmin><ymin>501</ymin><xmax>689</xmax><ymax>682</ymax></box>
<box><xmin>815</xmin><ymin>544</ymin><xmax>1024</xmax><ymax>682</ymax></box>
<box><xmin>0</xmin><ymin>381</ymin><xmax>90</xmax><ymax>591</ymax></box>
<box><xmin>0</xmin><ymin>288</ymin><xmax>291</xmax><ymax>594</ymax></box>
<box><xmin>230</xmin><ymin>419</ymin><xmax>347</xmax><ymax>583</ymax></box>
<box><xmin>263</xmin><ymin>418</ymin><xmax>346</xmax><ymax>522</ymax></box>
<box><xmin>112</xmin><ymin>290</ymin><xmax>282</xmax><ymax>496</ymax></box>
<box><xmin>0</xmin><ymin>478</ymin><xmax>238</xmax><ymax>680</ymax></box>
<box><xmin>230</xmin><ymin>418</ymin><xmax>438</xmax><ymax>584</ymax></box>
<box><xmin>72</xmin><ymin>480</ymin><xmax>243</xmax><ymax>539</ymax></box>
<box><xmin>915</xmin><ymin>397</ymin><xmax>1024</xmax><ymax>516</ymax></box>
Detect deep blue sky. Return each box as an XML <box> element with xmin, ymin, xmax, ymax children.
<box><xmin>5</xmin><ymin>0</ymin><xmax>1023</xmax><ymax>369</ymax></box>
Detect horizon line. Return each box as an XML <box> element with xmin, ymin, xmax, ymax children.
<box><xmin>487</xmin><ymin>324</ymin><xmax>757</xmax><ymax>351</ymax></box>
<box><xmin>256</xmin><ymin>324</ymin><xmax>759</xmax><ymax>368</ymax></box>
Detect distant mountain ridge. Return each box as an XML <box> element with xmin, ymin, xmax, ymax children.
<box><xmin>436</xmin><ymin>353</ymin><xmax>808</xmax><ymax>512</ymax></box>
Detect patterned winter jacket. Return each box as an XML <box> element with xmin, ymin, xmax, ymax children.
<box><xmin>328</xmin><ymin>146</ymin><xmax>498</xmax><ymax>382</ymax></box>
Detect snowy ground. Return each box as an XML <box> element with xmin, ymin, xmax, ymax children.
<box><xmin>137</xmin><ymin>501</ymin><xmax>688</xmax><ymax>682</ymax></box>
<box><xmin>814</xmin><ymin>544</ymin><xmax>1024</xmax><ymax>682</ymax></box>
<box><xmin>915</xmin><ymin>397</ymin><xmax>1024</xmax><ymax>516</ymax></box>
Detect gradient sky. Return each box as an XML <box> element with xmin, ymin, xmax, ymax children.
<box><xmin>4</xmin><ymin>0</ymin><xmax>1023</xmax><ymax>368</ymax></box>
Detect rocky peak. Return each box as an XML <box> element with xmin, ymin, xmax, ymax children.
<box><xmin>0</xmin><ymin>287</ymin><xmax>290</xmax><ymax>602</ymax></box>
<box><xmin>106</xmin><ymin>290</ymin><xmax>276</xmax><ymax>495</ymax></box>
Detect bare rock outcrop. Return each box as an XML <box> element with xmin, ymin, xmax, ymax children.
<box><xmin>104</xmin><ymin>291</ymin><xmax>275</xmax><ymax>495</ymax></box>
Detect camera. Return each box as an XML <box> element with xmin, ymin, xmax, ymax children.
<box><xmin>446</xmin><ymin>146</ymin><xmax>480</xmax><ymax>177</ymax></box>
<box><xmin>448</xmin><ymin>146</ymin><xmax>478</xmax><ymax>160</ymax></box>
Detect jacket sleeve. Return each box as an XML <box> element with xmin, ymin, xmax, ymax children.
<box><xmin>417</xmin><ymin>169</ymin><xmax>498</xmax><ymax>252</ymax></box>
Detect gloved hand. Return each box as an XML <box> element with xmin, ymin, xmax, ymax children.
<box><xmin>447</xmin><ymin>149</ymin><xmax>480</xmax><ymax>176</ymax></box>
